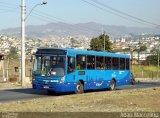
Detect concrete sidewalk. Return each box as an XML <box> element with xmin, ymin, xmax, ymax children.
<box><xmin>136</xmin><ymin>78</ymin><xmax>160</xmax><ymax>82</ymax></box>
<box><xmin>0</xmin><ymin>82</ymin><xmax>31</xmax><ymax>90</ymax></box>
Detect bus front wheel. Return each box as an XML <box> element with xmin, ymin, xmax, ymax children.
<box><xmin>47</xmin><ymin>90</ymin><xmax>55</xmax><ymax>95</ymax></box>
<box><xmin>75</xmin><ymin>81</ymin><xmax>84</xmax><ymax>94</ymax></box>
<box><xmin>109</xmin><ymin>80</ymin><xmax>116</xmax><ymax>91</ymax></box>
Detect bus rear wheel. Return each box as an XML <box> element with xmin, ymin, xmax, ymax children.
<box><xmin>75</xmin><ymin>81</ymin><xmax>84</xmax><ymax>94</ymax></box>
<box><xmin>109</xmin><ymin>80</ymin><xmax>116</xmax><ymax>91</ymax></box>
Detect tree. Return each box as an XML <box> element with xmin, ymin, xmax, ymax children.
<box><xmin>70</xmin><ymin>38</ymin><xmax>78</xmax><ymax>48</ymax></box>
<box><xmin>134</xmin><ymin>45</ymin><xmax>147</xmax><ymax>64</ymax></box>
<box><xmin>90</xmin><ymin>33</ymin><xmax>112</xmax><ymax>52</ymax></box>
<box><xmin>8</xmin><ymin>47</ymin><xmax>18</xmax><ymax>59</ymax></box>
<box><xmin>145</xmin><ymin>54</ymin><xmax>160</xmax><ymax>66</ymax></box>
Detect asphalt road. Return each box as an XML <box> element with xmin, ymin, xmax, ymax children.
<box><xmin>0</xmin><ymin>81</ymin><xmax>160</xmax><ymax>102</ymax></box>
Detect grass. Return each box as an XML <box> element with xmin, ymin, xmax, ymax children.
<box><xmin>131</xmin><ymin>65</ymin><xmax>158</xmax><ymax>73</ymax></box>
<box><xmin>131</xmin><ymin>65</ymin><xmax>159</xmax><ymax>78</ymax></box>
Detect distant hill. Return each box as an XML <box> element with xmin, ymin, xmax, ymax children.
<box><xmin>0</xmin><ymin>22</ymin><xmax>160</xmax><ymax>38</ymax></box>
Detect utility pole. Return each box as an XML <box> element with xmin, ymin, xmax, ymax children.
<box><xmin>20</xmin><ymin>0</ymin><xmax>46</xmax><ymax>86</ymax></box>
<box><xmin>130</xmin><ymin>47</ymin><xmax>133</xmax><ymax>71</ymax></box>
<box><xmin>21</xmin><ymin>0</ymin><xmax>26</xmax><ymax>86</ymax></box>
<box><xmin>104</xmin><ymin>31</ymin><xmax>105</xmax><ymax>52</ymax></box>
<box><xmin>158</xmin><ymin>51</ymin><xmax>159</xmax><ymax>79</ymax></box>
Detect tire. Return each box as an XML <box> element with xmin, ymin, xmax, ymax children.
<box><xmin>109</xmin><ymin>80</ymin><xmax>116</xmax><ymax>91</ymax></box>
<box><xmin>75</xmin><ymin>81</ymin><xmax>84</xmax><ymax>94</ymax></box>
<box><xmin>131</xmin><ymin>79</ymin><xmax>136</xmax><ymax>85</ymax></box>
<box><xmin>47</xmin><ymin>90</ymin><xmax>55</xmax><ymax>95</ymax></box>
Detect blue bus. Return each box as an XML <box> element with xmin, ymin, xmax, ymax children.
<box><xmin>32</xmin><ymin>48</ymin><xmax>132</xmax><ymax>94</ymax></box>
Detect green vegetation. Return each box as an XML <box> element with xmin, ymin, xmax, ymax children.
<box><xmin>134</xmin><ymin>45</ymin><xmax>147</xmax><ymax>64</ymax></box>
<box><xmin>8</xmin><ymin>47</ymin><xmax>18</xmax><ymax>59</ymax></box>
<box><xmin>90</xmin><ymin>33</ymin><xmax>112</xmax><ymax>52</ymax></box>
<box><xmin>131</xmin><ymin>65</ymin><xmax>159</xmax><ymax>78</ymax></box>
<box><xmin>144</xmin><ymin>54</ymin><xmax>160</xmax><ymax>66</ymax></box>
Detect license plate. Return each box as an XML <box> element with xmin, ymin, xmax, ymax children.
<box><xmin>44</xmin><ymin>86</ymin><xmax>49</xmax><ymax>89</ymax></box>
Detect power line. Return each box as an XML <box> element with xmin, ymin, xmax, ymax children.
<box><xmin>81</xmin><ymin>0</ymin><xmax>149</xmax><ymax>26</ymax></box>
<box><xmin>0</xmin><ymin>2</ymin><xmax>20</xmax><ymax>14</ymax></box>
<box><xmin>30</xmin><ymin>11</ymin><xmax>61</xmax><ymax>23</ymax></box>
<box><xmin>1</xmin><ymin>3</ymin><xmax>94</xmax><ymax>35</ymax></box>
<box><xmin>0</xmin><ymin>6</ymin><xmax>19</xmax><ymax>14</ymax></box>
<box><xmin>0</xmin><ymin>1</ymin><xmax>118</xmax><ymax>36</ymax></box>
<box><xmin>0</xmin><ymin>3</ymin><xmax>19</xmax><ymax>9</ymax></box>
<box><xmin>30</xmin><ymin>11</ymin><xmax>100</xmax><ymax>35</ymax></box>
<box><xmin>24</xmin><ymin>2</ymin><xmax>109</xmax><ymax>34</ymax></box>
<box><xmin>0</xmin><ymin>1</ymin><xmax>111</xmax><ymax>36</ymax></box>
<box><xmin>31</xmin><ymin>9</ymin><xmax>68</xmax><ymax>23</ymax></box>
<box><xmin>27</xmin><ymin>8</ymin><xmax>101</xmax><ymax>35</ymax></box>
<box><xmin>91</xmin><ymin>0</ymin><xmax>160</xmax><ymax>27</ymax></box>
<box><xmin>1</xmin><ymin>0</ymin><xmax>159</xmax><ymax>28</ymax></box>
<box><xmin>30</xmin><ymin>14</ymin><xmax>88</xmax><ymax>36</ymax></box>
<box><xmin>0</xmin><ymin>1</ymin><xmax>18</xmax><ymax>6</ymax></box>
<box><xmin>81</xmin><ymin>0</ymin><xmax>159</xmax><ymax>27</ymax></box>
<box><xmin>30</xmin><ymin>14</ymin><xmax>54</xmax><ymax>23</ymax></box>
<box><xmin>30</xmin><ymin>8</ymin><xmax>101</xmax><ymax>33</ymax></box>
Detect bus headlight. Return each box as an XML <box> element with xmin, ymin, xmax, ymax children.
<box><xmin>60</xmin><ymin>76</ymin><xmax>65</xmax><ymax>83</ymax></box>
<box><xmin>51</xmin><ymin>71</ymin><xmax>56</xmax><ymax>76</ymax></box>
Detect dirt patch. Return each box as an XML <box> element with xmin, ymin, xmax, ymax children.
<box><xmin>0</xmin><ymin>82</ymin><xmax>32</xmax><ymax>90</ymax></box>
<box><xmin>0</xmin><ymin>82</ymin><xmax>21</xmax><ymax>90</ymax></box>
<box><xmin>0</xmin><ymin>87</ymin><xmax>160</xmax><ymax>112</ymax></box>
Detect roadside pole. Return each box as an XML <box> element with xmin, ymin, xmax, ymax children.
<box><xmin>2</xmin><ymin>57</ymin><xmax>5</xmax><ymax>81</ymax></box>
<box><xmin>104</xmin><ymin>31</ymin><xmax>105</xmax><ymax>52</ymax></box>
<box><xmin>6</xmin><ymin>57</ymin><xmax>9</xmax><ymax>81</ymax></box>
<box><xmin>20</xmin><ymin>0</ymin><xmax>47</xmax><ymax>86</ymax></box>
<box><xmin>21</xmin><ymin>0</ymin><xmax>26</xmax><ymax>86</ymax></box>
<box><xmin>158</xmin><ymin>52</ymin><xmax>159</xmax><ymax>79</ymax></box>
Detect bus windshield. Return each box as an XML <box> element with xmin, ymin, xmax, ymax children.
<box><xmin>33</xmin><ymin>55</ymin><xmax>66</xmax><ymax>76</ymax></box>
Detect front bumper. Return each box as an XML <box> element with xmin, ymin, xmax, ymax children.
<box><xmin>32</xmin><ymin>82</ymin><xmax>76</xmax><ymax>93</ymax></box>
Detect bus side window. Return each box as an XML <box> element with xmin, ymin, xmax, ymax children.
<box><xmin>76</xmin><ymin>55</ymin><xmax>86</xmax><ymax>70</ymax></box>
<box><xmin>87</xmin><ymin>55</ymin><xmax>95</xmax><ymax>70</ymax></box>
<box><xmin>112</xmin><ymin>57</ymin><xmax>119</xmax><ymax>70</ymax></box>
<box><xmin>105</xmin><ymin>57</ymin><xmax>112</xmax><ymax>69</ymax></box>
<box><xmin>67</xmin><ymin>56</ymin><xmax>75</xmax><ymax>73</ymax></box>
<box><xmin>96</xmin><ymin>56</ymin><xmax>105</xmax><ymax>70</ymax></box>
<box><xmin>120</xmin><ymin>58</ymin><xmax>125</xmax><ymax>70</ymax></box>
<box><xmin>126</xmin><ymin>59</ymin><xmax>130</xmax><ymax>70</ymax></box>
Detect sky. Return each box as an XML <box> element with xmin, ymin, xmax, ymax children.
<box><xmin>0</xmin><ymin>0</ymin><xmax>160</xmax><ymax>30</ymax></box>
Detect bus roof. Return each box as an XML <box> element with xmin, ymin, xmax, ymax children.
<box><xmin>37</xmin><ymin>48</ymin><xmax>130</xmax><ymax>58</ymax></box>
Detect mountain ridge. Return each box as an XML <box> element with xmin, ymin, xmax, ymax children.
<box><xmin>0</xmin><ymin>22</ymin><xmax>160</xmax><ymax>38</ymax></box>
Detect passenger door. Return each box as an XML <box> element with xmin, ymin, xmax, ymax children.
<box><xmin>66</xmin><ymin>56</ymin><xmax>76</xmax><ymax>85</ymax></box>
